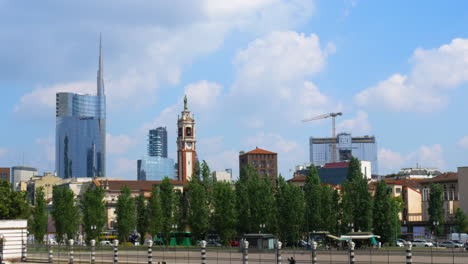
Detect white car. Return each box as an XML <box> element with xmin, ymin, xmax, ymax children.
<box><xmin>100</xmin><ymin>240</ymin><xmax>112</xmax><ymax>246</ymax></box>
<box><xmin>412</xmin><ymin>240</ymin><xmax>433</xmax><ymax>247</ymax></box>
<box><xmin>396</xmin><ymin>239</ymin><xmax>406</xmax><ymax>247</ymax></box>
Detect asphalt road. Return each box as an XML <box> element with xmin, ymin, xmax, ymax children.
<box><xmin>23</xmin><ymin>247</ymin><xmax>468</xmax><ymax>264</ymax></box>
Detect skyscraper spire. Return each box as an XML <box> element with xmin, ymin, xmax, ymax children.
<box><xmin>97</xmin><ymin>34</ymin><xmax>105</xmax><ymax>96</ymax></box>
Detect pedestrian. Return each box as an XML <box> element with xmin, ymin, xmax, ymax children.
<box><xmin>287</xmin><ymin>256</ymin><xmax>296</xmax><ymax>264</ymax></box>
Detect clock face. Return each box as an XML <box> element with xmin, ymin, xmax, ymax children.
<box><xmin>186</xmin><ymin>142</ymin><xmax>193</xmax><ymax>149</ymax></box>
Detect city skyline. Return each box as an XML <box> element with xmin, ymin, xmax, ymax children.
<box><xmin>1</xmin><ymin>1</ymin><xmax>468</xmax><ymax>179</ymax></box>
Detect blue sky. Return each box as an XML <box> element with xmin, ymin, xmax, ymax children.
<box><xmin>1</xmin><ymin>0</ymin><xmax>468</xmax><ymax>179</ymax></box>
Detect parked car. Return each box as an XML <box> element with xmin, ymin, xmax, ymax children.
<box><xmin>412</xmin><ymin>240</ymin><xmax>434</xmax><ymax>247</ymax></box>
<box><xmin>440</xmin><ymin>241</ymin><xmax>464</xmax><ymax>248</ymax></box>
<box><xmin>396</xmin><ymin>239</ymin><xmax>406</xmax><ymax>247</ymax></box>
<box><xmin>100</xmin><ymin>240</ymin><xmax>112</xmax><ymax>246</ymax></box>
<box><xmin>228</xmin><ymin>240</ymin><xmax>239</xmax><ymax>247</ymax></box>
<box><xmin>206</xmin><ymin>241</ymin><xmax>222</xmax><ymax>247</ymax></box>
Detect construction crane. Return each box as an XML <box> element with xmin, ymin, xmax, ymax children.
<box><xmin>302</xmin><ymin>112</ymin><xmax>343</xmax><ymax>163</ymax></box>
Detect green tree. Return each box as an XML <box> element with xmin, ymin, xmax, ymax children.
<box><xmin>115</xmin><ymin>185</ymin><xmax>136</xmax><ymax>242</ymax></box>
<box><xmin>148</xmin><ymin>185</ymin><xmax>163</xmax><ymax>236</ymax></box>
<box><xmin>428</xmin><ymin>183</ymin><xmax>444</xmax><ymax>236</ymax></box>
<box><xmin>187</xmin><ymin>177</ymin><xmax>210</xmax><ymax>241</ymax></box>
<box><xmin>51</xmin><ymin>186</ymin><xmax>80</xmax><ymax>242</ymax></box>
<box><xmin>160</xmin><ymin>177</ymin><xmax>175</xmax><ymax>244</ymax></box>
<box><xmin>136</xmin><ymin>193</ymin><xmax>149</xmax><ymax>243</ymax></box>
<box><xmin>320</xmin><ymin>184</ymin><xmax>338</xmax><ymax>234</ymax></box>
<box><xmin>304</xmin><ymin>166</ymin><xmax>322</xmax><ymax>232</ymax></box>
<box><xmin>212</xmin><ymin>181</ymin><xmax>237</xmax><ymax>244</ymax></box>
<box><xmin>236</xmin><ymin>165</ymin><xmax>276</xmax><ymax>234</ymax></box>
<box><xmin>0</xmin><ymin>180</ymin><xmax>29</xmax><ymax>220</ymax></box>
<box><xmin>372</xmin><ymin>181</ymin><xmax>395</xmax><ymax>244</ymax></box>
<box><xmin>341</xmin><ymin>158</ymin><xmax>372</xmax><ymax>232</ymax></box>
<box><xmin>80</xmin><ymin>185</ymin><xmax>106</xmax><ymax>243</ymax></box>
<box><xmin>31</xmin><ymin>187</ymin><xmax>47</xmax><ymax>243</ymax></box>
<box><xmin>276</xmin><ymin>176</ymin><xmax>304</xmax><ymax>245</ymax></box>
<box><xmin>454</xmin><ymin>208</ymin><xmax>468</xmax><ymax>240</ymax></box>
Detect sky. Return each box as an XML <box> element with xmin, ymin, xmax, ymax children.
<box><xmin>1</xmin><ymin>0</ymin><xmax>468</xmax><ymax>180</ymax></box>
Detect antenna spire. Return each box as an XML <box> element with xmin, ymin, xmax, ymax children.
<box><xmin>97</xmin><ymin>33</ymin><xmax>104</xmax><ymax>96</ymax></box>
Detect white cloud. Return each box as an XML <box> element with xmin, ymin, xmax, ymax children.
<box><xmin>378</xmin><ymin>144</ymin><xmax>445</xmax><ymax>174</ymax></box>
<box><xmin>13</xmin><ymin>1</ymin><xmax>316</xmax><ymax>117</ymax></box>
<box><xmin>355</xmin><ymin>38</ymin><xmax>468</xmax><ymax>112</ymax></box>
<box><xmin>378</xmin><ymin>148</ymin><xmax>406</xmax><ymax>172</ymax></box>
<box><xmin>337</xmin><ymin>110</ymin><xmax>371</xmax><ymax>134</ymax></box>
<box><xmin>0</xmin><ymin>148</ymin><xmax>7</xmax><ymax>157</ymax></box>
<box><xmin>229</xmin><ymin>31</ymin><xmax>336</xmax><ymax>123</ymax></box>
<box><xmin>458</xmin><ymin>136</ymin><xmax>468</xmax><ymax>149</ymax></box>
<box><xmin>107</xmin><ymin>133</ymin><xmax>135</xmax><ymax>155</ymax></box>
<box><xmin>15</xmin><ymin>81</ymin><xmax>95</xmax><ymax>116</ymax></box>
<box><xmin>184</xmin><ymin>80</ymin><xmax>223</xmax><ymax>109</ymax></box>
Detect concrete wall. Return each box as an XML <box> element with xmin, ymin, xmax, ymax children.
<box><xmin>459</xmin><ymin>167</ymin><xmax>468</xmax><ymax>215</ymax></box>
<box><xmin>0</xmin><ymin>219</ymin><xmax>27</xmax><ymax>261</ymax></box>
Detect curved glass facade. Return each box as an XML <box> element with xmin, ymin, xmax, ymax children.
<box><xmin>56</xmin><ymin>93</ymin><xmax>106</xmax><ymax>178</ymax></box>
<box><xmin>139</xmin><ymin>156</ymin><xmax>175</xmax><ymax>181</ymax></box>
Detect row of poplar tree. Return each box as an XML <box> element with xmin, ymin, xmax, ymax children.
<box><xmin>26</xmin><ymin>157</ymin><xmax>467</xmax><ymax>246</ymax></box>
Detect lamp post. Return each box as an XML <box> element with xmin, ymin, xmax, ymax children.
<box><xmin>91</xmin><ymin>225</ymin><xmax>97</xmax><ymax>241</ymax></box>
<box><xmin>433</xmin><ymin>221</ymin><xmax>439</xmax><ymax>247</ymax></box>
<box><xmin>259</xmin><ymin>224</ymin><xmax>265</xmax><ymax>234</ymax></box>
<box><xmin>348</xmin><ymin>222</ymin><xmax>354</xmax><ymax>233</ymax></box>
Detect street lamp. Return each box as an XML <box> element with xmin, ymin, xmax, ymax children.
<box><xmin>91</xmin><ymin>225</ymin><xmax>97</xmax><ymax>241</ymax></box>
<box><xmin>348</xmin><ymin>222</ymin><xmax>354</xmax><ymax>233</ymax></box>
<box><xmin>259</xmin><ymin>224</ymin><xmax>266</xmax><ymax>234</ymax></box>
<box><xmin>172</xmin><ymin>224</ymin><xmax>178</xmax><ymax>231</ymax></box>
<box><xmin>433</xmin><ymin>221</ymin><xmax>439</xmax><ymax>247</ymax></box>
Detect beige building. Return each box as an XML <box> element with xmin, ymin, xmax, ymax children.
<box><xmin>27</xmin><ymin>173</ymin><xmax>62</xmax><ymax>201</ymax></box>
<box><xmin>459</xmin><ymin>167</ymin><xmax>468</xmax><ymax>215</ymax></box>
<box><xmin>419</xmin><ymin>172</ymin><xmax>459</xmax><ymax>223</ymax></box>
<box><xmin>91</xmin><ymin>179</ymin><xmax>184</xmax><ymax>229</ymax></box>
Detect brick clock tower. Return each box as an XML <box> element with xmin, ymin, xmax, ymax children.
<box><xmin>177</xmin><ymin>95</ymin><xmax>197</xmax><ymax>182</ymax></box>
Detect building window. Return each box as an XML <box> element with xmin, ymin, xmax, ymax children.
<box><xmin>186</xmin><ymin>127</ymin><xmax>192</xmax><ymax>137</ymax></box>
<box><xmin>269</xmin><ymin>170</ymin><xmax>274</xmax><ymax>175</ymax></box>
<box><xmin>261</xmin><ymin>170</ymin><xmax>266</xmax><ymax>175</ymax></box>
<box><xmin>260</xmin><ymin>161</ymin><xmax>266</xmax><ymax>168</ymax></box>
<box><xmin>395</xmin><ymin>188</ymin><xmax>401</xmax><ymax>193</ymax></box>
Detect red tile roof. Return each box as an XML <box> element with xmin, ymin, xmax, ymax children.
<box><xmin>242</xmin><ymin>147</ymin><xmax>277</xmax><ymax>155</ymax></box>
<box><xmin>419</xmin><ymin>172</ymin><xmax>458</xmax><ymax>184</ymax></box>
<box><xmin>324</xmin><ymin>162</ymin><xmax>349</xmax><ymax>168</ymax></box>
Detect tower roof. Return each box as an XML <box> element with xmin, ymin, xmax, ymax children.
<box><xmin>241</xmin><ymin>147</ymin><xmax>277</xmax><ymax>155</ymax></box>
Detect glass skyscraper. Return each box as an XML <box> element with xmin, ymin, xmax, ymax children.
<box><xmin>55</xmin><ymin>39</ymin><xmax>106</xmax><ymax>179</ymax></box>
<box><xmin>138</xmin><ymin>128</ymin><xmax>175</xmax><ymax>181</ymax></box>
<box><xmin>148</xmin><ymin>127</ymin><xmax>167</xmax><ymax>158</ymax></box>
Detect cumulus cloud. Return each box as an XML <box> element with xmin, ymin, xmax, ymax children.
<box><xmin>378</xmin><ymin>144</ymin><xmax>445</xmax><ymax>174</ymax></box>
<box><xmin>337</xmin><ymin>111</ymin><xmax>371</xmax><ymax>134</ymax></box>
<box><xmin>0</xmin><ymin>148</ymin><xmax>7</xmax><ymax>157</ymax></box>
<box><xmin>184</xmin><ymin>80</ymin><xmax>223</xmax><ymax>109</ymax></box>
<box><xmin>230</xmin><ymin>31</ymin><xmax>336</xmax><ymax>123</ymax></box>
<box><xmin>12</xmin><ymin>1</ymin><xmax>316</xmax><ymax>117</ymax></box>
<box><xmin>355</xmin><ymin>38</ymin><xmax>468</xmax><ymax>112</ymax></box>
<box><xmin>458</xmin><ymin>136</ymin><xmax>468</xmax><ymax>149</ymax></box>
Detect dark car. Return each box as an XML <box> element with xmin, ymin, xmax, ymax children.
<box><xmin>206</xmin><ymin>241</ymin><xmax>222</xmax><ymax>247</ymax></box>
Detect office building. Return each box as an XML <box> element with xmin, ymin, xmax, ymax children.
<box><xmin>55</xmin><ymin>39</ymin><xmax>106</xmax><ymax>178</ymax></box>
<box><xmin>212</xmin><ymin>171</ymin><xmax>231</xmax><ymax>182</ymax></box>
<box><xmin>239</xmin><ymin>147</ymin><xmax>277</xmax><ymax>182</ymax></box>
<box><xmin>0</xmin><ymin>167</ymin><xmax>10</xmax><ymax>182</ymax></box>
<box><xmin>148</xmin><ymin>127</ymin><xmax>167</xmax><ymax>158</ymax></box>
<box><xmin>310</xmin><ymin>133</ymin><xmax>378</xmax><ymax>175</ymax></box>
<box><xmin>139</xmin><ymin>127</ymin><xmax>175</xmax><ymax>181</ymax></box>
<box><xmin>11</xmin><ymin>166</ymin><xmax>38</xmax><ymax>190</ymax></box>
<box><xmin>138</xmin><ymin>156</ymin><xmax>175</xmax><ymax>181</ymax></box>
